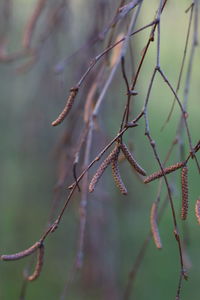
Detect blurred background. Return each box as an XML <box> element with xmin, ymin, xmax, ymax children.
<box><xmin>0</xmin><ymin>0</ymin><xmax>199</xmax><ymax>299</ymax></box>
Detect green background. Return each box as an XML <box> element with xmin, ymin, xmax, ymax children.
<box><xmin>0</xmin><ymin>1</ymin><xmax>199</xmax><ymax>299</ymax></box>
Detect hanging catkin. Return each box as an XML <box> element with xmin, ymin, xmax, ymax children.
<box><xmin>120</xmin><ymin>143</ymin><xmax>146</xmax><ymax>176</ymax></box>
<box><xmin>52</xmin><ymin>87</ymin><xmax>79</xmax><ymax>126</ymax></box>
<box><xmin>150</xmin><ymin>202</ymin><xmax>162</xmax><ymax>249</ymax></box>
<box><xmin>111</xmin><ymin>153</ymin><xmax>128</xmax><ymax>195</ymax></box>
<box><xmin>89</xmin><ymin>146</ymin><xmax>119</xmax><ymax>193</ymax></box>
<box><xmin>26</xmin><ymin>244</ymin><xmax>45</xmax><ymax>281</ymax></box>
<box><xmin>181</xmin><ymin>166</ymin><xmax>188</xmax><ymax>220</ymax></box>
<box><xmin>195</xmin><ymin>199</ymin><xmax>200</xmax><ymax>225</ymax></box>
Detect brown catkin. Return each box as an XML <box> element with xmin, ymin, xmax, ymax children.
<box><xmin>120</xmin><ymin>143</ymin><xmax>146</xmax><ymax>176</ymax></box>
<box><xmin>26</xmin><ymin>244</ymin><xmax>44</xmax><ymax>281</ymax></box>
<box><xmin>150</xmin><ymin>202</ymin><xmax>162</xmax><ymax>249</ymax></box>
<box><xmin>52</xmin><ymin>87</ymin><xmax>79</xmax><ymax>126</ymax></box>
<box><xmin>111</xmin><ymin>155</ymin><xmax>128</xmax><ymax>195</ymax></box>
<box><xmin>181</xmin><ymin>166</ymin><xmax>188</xmax><ymax>220</ymax></box>
<box><xmin>89</xmin><ymin>146</ymin><xmax>119</xmax><ymax>193</ymax></box>
<box><xmin>195</xmin><ymin>199</ymin><xmax>200</xmax><ymax>225</ymax></box>
<box><xmin>1</xmin><ymin>242</ymin><xmax>40</xmax><ymax>261</ymax></box>
<box><xmin>144</xmin><ymin>161</ymin><xmax>185</xmax><ymax>184</ymax></box>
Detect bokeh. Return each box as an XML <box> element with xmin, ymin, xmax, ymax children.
<box><xmin>0</xmin><ymin>1</ymin><xmax>199</xmax><ymax>299</ymax></box>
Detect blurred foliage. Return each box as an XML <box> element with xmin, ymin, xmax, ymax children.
<box><xmin>0</xmin><ymin>1</ymin><xmax>199</xmax><ymax>300</ymax></box>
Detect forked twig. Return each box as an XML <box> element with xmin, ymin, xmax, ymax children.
<box><xmin>52</xmin><ymin>21</ymin><xmax>156</xmax><ymax>126</ymax></box>
<box><xmin>1</xmin><ymin>2</ymin><xmax>199</xmax><ymax>299</ymax></box>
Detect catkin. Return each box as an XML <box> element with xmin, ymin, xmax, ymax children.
<box><xmin>1</xmin><ymin>242</ymin><xmax>40</xmax><ymax>261</ymax></box>
<box><xmin>120</xmin><ymin>143</ymin><xmax>146</xmax><ymax>176</ymax></box>
<box><xmin>26</xmin><ymin>244</ymin><xmax>44</xmax><ymax>281</ymax></box>
<box><xmin>144</xmin><ymin>161</ymin><xmax>185</xmax><ymax>184</ymax></box>
<box><xmin>111</xmin><ymin>156</ymin><xmax>128</xmax><ymax>195</ymax></box>
<box><xmin>195</xmin><ymin>199</ymin><xmax>200</xmax><ymax>225</ymax></box>
<box><xmin>181</xmin><ymin>166</ymin><xmax>188</xmax><ymax>220</ymax></box>
<box><xmin>52</xmin><ymin>87</ymin><xmax>79</xmax><ymax>126</ymax></box>
<box><xmin>89</xmin><ymin>146</ymin><xmax>119</xmax><ymax>193</ymax></box>
<box><xmin>150</xmin><ymin>202</ymin><xmax>162</xmax><ymax>249</ymax></box>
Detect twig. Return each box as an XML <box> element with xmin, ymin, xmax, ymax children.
<box><xmin>161</xmin><ymin>5</ymin><xmax>194</xmax><ymax>130</ymax></box>
<box><xmin>52</xmin><ymin>20</ymin><xmax>154</xmax><ymax>126</ymax></box>
<box><xmin>156</xmin><ymin>0</ymin><xmax>163</xmax><ymax>68</ymax></box>
<box><xmin>72</xmin><ymin>125</ymin><xmax>90</xmax><ymax>192</ymax></box>
<box><xmin>121</xmin><ymin>56</ymin><xmax>130</xmax><ymax>94</ymax></box>
<box><xmin>76</xmin><ymin>21</ymin><xmax>156</xmax><ymax>89</ymax></box>
<box><xmin>92</xmin><ymin>2</ymin><xmax>143</xmax><ymax>118</ymax></box>
<box><xmin>143</xmin><ymin>67</ymin><xmax>186</xmax><ymax>298</ymax></box>
<box><xmin>120</xmin><ymin>0</ymin><xmax>168</xmax><ymax>130</ymax></box>
<box><xmin>23</xmin><ymin>0</ymin><xmax>48</xmax><ymax>49</ymax></box>
<box><xmin>124</xmin><ymin>192</ymin><xmax>169</xmax><ymax>299</ymax></box>
<box><xmin>76</xmin><ymin>121</ymin><xmax>93</xmax><ymax>268</ymax></box>
<box><xmin>157</xmin><ymin>68</ymin><xmax>193</xmax><ymax>151</ymax></box>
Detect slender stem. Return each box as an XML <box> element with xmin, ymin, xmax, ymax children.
<box><xmin>124</xmin><ymin>193</ymin><xmax>169</xmax><ymax>300</ymax></box>
<box><xmin>143</xmin><ymin>68</ymin><xmax>185</xmax><ymax>298</ymax></box>
<box><xmin>76</xmin><ymin>120</ymin><xmax>93</xmax><ymax>268</ymax></box>
<box><xmin>93</xmin><ymin>2</ymin><xmax>143</xmax><ymax>118</ymax></box>
<box><xmin>76</xmin><ymin>21</ymin><xmax>157</xmax><ymax>88</ymax></box>
<box><xmin>157</xmin><ymin>68</ymin><xmax>193</xmax><ymax>151</ymax></box>
<box><xmin>161</xmin><ymin>5</ymin><xmax>194</xmax><ymax>129</ymax></box>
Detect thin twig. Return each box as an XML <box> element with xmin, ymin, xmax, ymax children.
<box><xmin>143</xmin><ymin>68</ymin><xmax>186</xmax><ymax>298</ymax></box>
<box><xmin>157</xmin><ymin>68</ymin><xmax>193</xmax><ymax>151</ymax></box>
<box><xmin>120</xmin><ymin>0</ymin><xmax>168</xmax><ymax>130</ymax></box>
<box><xmin>124</xmin><ymin>192</ymin><xmax>169</xmax><ymax>300</ymax></box>
<box><xmin>92</xmin><ymin>2</ymin><xmax>143</xmax><ymax>118</ymax></box>
<box><xmin>23</xmin><ymin>0</ymin><xmax>47</xmax><ymax>49</ymax></box>
<box><xmin>161</xmin><ymin>5</ymin><xmax>194</xmax><ymax>130</ymax></box>
<box><xmin>76</xmin><ymin>121</ymin><xmax>93</xmax><ymax>268</ymax></box>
